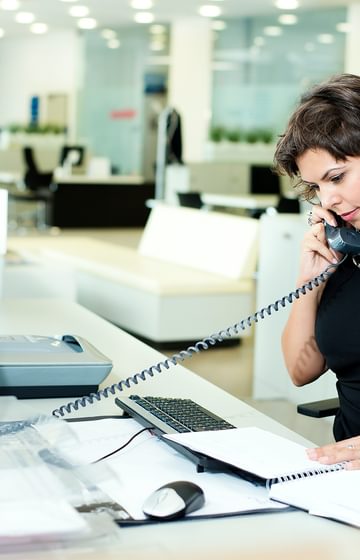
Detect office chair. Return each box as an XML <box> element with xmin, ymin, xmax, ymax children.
<box><xmin>23</xmin><ymin>146</ymin><xmax>54</xmax><ymax>190</ymax></box>
<box><xmin>297</xmin><ymin>397</ymin><xmax>339</xmax><ymax>418</ymax></box>
<box><xmin>13</xmin><ymin>146</ymin><xmax>55</xmax><ymax>227</ymax></box>
<box><xmin>177</xmin><ymin>192</ymin><xmax>203</xmax><ymax>209</ymax></box>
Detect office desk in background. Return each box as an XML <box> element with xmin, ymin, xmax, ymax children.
<box><xmin>48</xmin><ymin>174</ymin><xmax>155</xmax><ymax>228</ymax></box>
<box><xmin>1</xmin><ymin>299</ymin><xmax>360</xmax><ymax>560</ymax></box>
<box><xmin>201</xmin><ymin>192</ymin><xmax>279</xmax><ymax>213</ymax></box>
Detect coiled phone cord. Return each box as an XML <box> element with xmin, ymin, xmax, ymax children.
<box><xmin>52</xmin><ymin>257</ymin><xmax>346</xmax><ymax>418</ymax></box>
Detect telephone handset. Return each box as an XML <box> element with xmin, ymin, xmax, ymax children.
<box><xmin>324</xmin><ymin>221</ymin><xmax>360</xmax><ymax>255</ymax></box>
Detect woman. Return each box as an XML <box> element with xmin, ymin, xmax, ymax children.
<box><xmin>274</xmin><ymin>73</ymin><xmax>360</xmax><ymax>469</ymax></box>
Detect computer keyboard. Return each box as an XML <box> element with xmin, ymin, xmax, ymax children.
<box><xmin>114</xmin><ymin>395</ymin><xmax>235</xmax><ymax>435</ymax></box>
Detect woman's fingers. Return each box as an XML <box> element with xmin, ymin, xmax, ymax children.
<box><xmin>307</xmin><ymin>436</ymin><xmax>360</xmax><ymax>469</ymax></box>
<box><xmin>307</xmin><ymin>207</ymin><xmax>338</xmax><ymax>226</ymax></box>
<box><xmin>303</xmin><ymin>224</ymin><xmax>338</xmax><ymax>264</ymax></box>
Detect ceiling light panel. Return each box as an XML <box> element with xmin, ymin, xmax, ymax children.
<box><xmin>77</xmin><ymin>17</ymin><xmax>97</xmax><ymax>29</ymax></box>
<box><xmin>199</xmin><ymin>5</ymin><xmax>222</xmax><ymax>18</ymax></box>
<box><xmin>263</xmin><ymin>25</ymin><xmax>282</xmax><ymax>36</ymax></box>
<box><xmin>30</xmin><ymin>22</ymin><xmax>48</xmax><ymax>34</ymax></box>
<box><xmin>15</xmin><ymin>11</ymin><xmax>35</xmax><ymax>24</ymax></box>
<box><xmin>134</xmin><ymin>11</ymin><xmax>154</xmax><ymax>23</ymax></box>
<box><xmin>336</xmin><ymin>22</ymin><xmax>351</xmax><ymax>33</ymax></box>
<box><xmin>275</xmin><ymin>0</ymin><xmax>299</xmax><ymax>9</ymax></box>
<box><xmin>130</xmin><ymin>0</ymin><xmax>153</xmax><ymax>9</ymax></box>
<box><xmin>278</xmin><ymin>14</ymin><xmax>297</xmax><ymax>25</ymax></box>
<box><xmin>0</xmin><ymin>0</ymin><xmax>19</xmax><ymax>10</ymax></box>
<box><xmin>69</xmin><ymin>5</ymin><xmax>89</xmax><ymax>17</ymax></box>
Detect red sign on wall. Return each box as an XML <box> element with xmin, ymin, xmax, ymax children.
<box><xmin>110</xmin><ymin>109</ymin><xmax>137</xmax><ymax>120</ymax></box>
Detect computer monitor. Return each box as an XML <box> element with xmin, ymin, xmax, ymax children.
<box><xmin>59</xmin><ymin>145</ymin><xmax>85</xmax><ymax>168</ymax></box>
<box><xmin>250</xmin><ymin>165</ymin><xmax>281</xmax><ymax>195</ymax></box>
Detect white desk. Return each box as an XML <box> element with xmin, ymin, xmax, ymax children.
<box><xmin>1</xmin><ymin>299</ymin><xmax>359</xmax><ymax>560</ymax></box>
<box><xmin>201</xmin><ymin>192</ymin><xmax>279</xmax><ymax>211</ymax></box>
<box><xmin>53</xmin><ymin>173</ymin><xmax>144</xmax><ymax>185</ymax></box>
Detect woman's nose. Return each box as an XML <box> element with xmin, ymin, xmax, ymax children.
<box><xmin>319</xmin><ymin>187</ymin><xmax>342</xmax><ymax>210</ymax></box>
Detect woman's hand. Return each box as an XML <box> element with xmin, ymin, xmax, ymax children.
<box><xmin>298</xmin><ymin>206</ymin><xmax>340</xmax><ymax>284</ymax></box>
<box><xmin>307</xmin><ymin>436</ymin><xmax>360</xmax><ymax>470</ymax></box>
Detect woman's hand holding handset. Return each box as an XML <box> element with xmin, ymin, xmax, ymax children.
<box><xmin>298</xmin><ymin>206</ymin><xmax>341</xmax><ymax>286</ymax></box>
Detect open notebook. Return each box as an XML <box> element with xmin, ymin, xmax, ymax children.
<box><xmin>164</xmin><ymin>427</ymin><xmax>360</xmax><ymax>527</ymax></box>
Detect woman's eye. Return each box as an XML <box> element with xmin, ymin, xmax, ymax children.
<box><xmin>330</xmin><ymin>173</ymin><xmax>344</xmax><ymax>183</ymax></box>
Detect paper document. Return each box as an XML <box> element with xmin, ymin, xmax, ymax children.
<box><xmin>0</xmin><ymin>463</ymin><xmax>88</xmax><ymax>544</ymax></box>
<box><xmin>163</xmin><ymin>426</ymin><xmax>360</xmax><ymax>527</ymax></box>
<box><xmin>64</xmin><ymin>418</ymin><xmax>287</xmax><ymax>521</ymax></box>
<box><xmin>270</xmin><ymin>469</ymin><xmax>360</xmax><ymax>528</ymax></box>
<box><xmin>164</xmin><ymin>426</ymin><xmax>327</xmax><ymax>480</ymax></box>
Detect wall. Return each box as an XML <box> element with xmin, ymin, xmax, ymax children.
<box><xmin>0</xmin><ymin>30</ymin><xmax>81</xmax><ymax>138</ymax></box>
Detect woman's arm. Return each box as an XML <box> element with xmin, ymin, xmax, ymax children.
<box><xmin>282</xmin><ymin>287</ymin><xmax>326</xmax><ymax>385</ymax></box>
<box><xmin>282</xmin><ymin>210</ymin><xmax>339</xmax><ymax>386</ymax></box>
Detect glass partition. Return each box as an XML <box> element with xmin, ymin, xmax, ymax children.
<box><xmin>77</xmin><ymin>25</ymin><xmax>169</xmax><ymax>177</ymax></box>
<box><xmin>211</xmin><ymin>8</ymin><xmax>347</xmax><ymax>141</ymax></box>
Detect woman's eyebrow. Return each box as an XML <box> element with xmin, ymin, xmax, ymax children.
<box><xmin>321</xmin><ymin>165</ymin><xmax>346</xmax><ymax>181</ymax></box>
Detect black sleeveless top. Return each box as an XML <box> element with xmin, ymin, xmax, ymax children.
<box><xmin>315</xmin><ymin>256</ymin><xmax>360</xmax><ymax>441</ymax></box>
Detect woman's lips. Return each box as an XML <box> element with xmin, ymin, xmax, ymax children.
<box><xmin>341</xmin><ymin>208</ymin><xmax>359</xmax><ymax>222</ymax></box>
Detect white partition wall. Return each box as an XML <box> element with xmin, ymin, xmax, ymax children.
<box><xmin>0</xmin><ymin>189</ymin><xmax>8</xmax><ymax>298</ymax></box>
<box><xmin>0</xmin><ymin>189</ymin><xmax>7</xmax><ymax>257</ymax></box>
<box><xmin>253</xmin><ymin>213</ymin><xmax>337</xmax><ymax>405</ymax></box>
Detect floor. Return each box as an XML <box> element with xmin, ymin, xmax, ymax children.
<box><xmin>8</xmin><ymin>221</ymin><xmax>334</xmax><ymax>446</ymax></box>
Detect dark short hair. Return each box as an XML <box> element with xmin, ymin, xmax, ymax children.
<box><xmin>274</xmin><ymin>73</ymin><xmax>360</xmax><ymax>200</ymax></box>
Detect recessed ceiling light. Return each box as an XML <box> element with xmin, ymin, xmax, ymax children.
<box><xmin>254</xmin><ymin>36</ymin><xmax>265</xmax><ymax>47</ymax></box>
<box><xmin>130</xmin><ymin>0</ymin><xmax>153</xmax><ymax>9</ymax></box>
<box><xmin>278</xmin><ymin>14</ymin><xmax>298</xmax><ymax>25</ymax></box>
<box><xmin>198</xmin><ymin>5</ymin><xmax>222</xmax><ymax>18</ymax></box>
<box><xmin>15</xmin><ymin>11</ymin><xmax>35</xmax><ymax>24</ymax></box>
<box><xmin>274</xmin><ymin>0</ymin><xmax>299</xmax><ymax>9</ymax></box>
<box><xmin>212</xmin><ymin>20</ymin><xmax>226</xmax><ymax>31</ymax></box>
<box><xmin>0</xmin><ymin>0</ymin><xmax>19</xmax><ymax>10</ymax></box>
<box><xmin>30</xmin><ymin>22</ymin><xmax>48</xmax><ymax>34</ymax></box>
<box><xmin>101</xmin><ymin>28</ymin><xmax>117</xmax><ymax>40</ymax></box>
<box><xmin>0</xmin><ymin>28</ymin><xmax>4</xmax><ymax>37</ymax></box>
<box><xmin>150</xmin><ymin>24</ymin><xmax>166</xmax><ymax>34</ymax></box>
<box><xmin>108</xmin><ymin>38</ymin><xmax>121</xmax><ymax>49</ymax></box>
<box><xmin>264</xmin><ymin>26</ymin><xmax>282</xmax><ymax>37</ymax></box>
<box><xmin>69</xmin><ymin>5</ymin><xmax>89</xmax><ymax>17</ymax></box>
<box><xmin>317</xmin><ymin>33</ymin><xmax>334</xmax><ymax>44</ymax></box>
<box><xmin>336</xmin><ymin>22</ymin><xmax>351</xmax><ymax>33</ymax></box>
<box><xmin>134</xmin><ymin>11</ymin><xmax>154</xmax><ymax>23</ymax></box>
<box><xmin>77</xmin><ymin>17</ymin><xmax>97</xmax><ymax>29</ymax></box>
<box><xmin>150</xmin><ymin>38</ymin><xmax>165</xmax><ymax>51</ymax></box>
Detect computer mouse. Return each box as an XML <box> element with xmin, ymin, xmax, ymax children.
<box><xmin>142</xmin><ymin>480</ymin><xmax>205</xmax><ymax>520</ymax></box>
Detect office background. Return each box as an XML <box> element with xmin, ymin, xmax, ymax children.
<box><xmin>1</xmin><ymin>2</ymin><xmax>359</xmax><ymax>175</ymax></box>
<box><xmin>1</xmin><ymin>0</ymin><xmax>360</xmax><ymax>445</ymax></box>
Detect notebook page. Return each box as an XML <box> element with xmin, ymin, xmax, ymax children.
<box><xmin>270</xmin><ymin>469</ymin><xmax>360</xmax><ymax>527</ymax></box>
<box><xmin>164</xmin><ymin>427</ymin><xmax>335</xmax><ymax>480</ymax></box>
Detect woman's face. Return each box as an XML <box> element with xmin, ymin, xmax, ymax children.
<box><xmin>297</xmin><ymin>148</ymin><xmax>360</xmax><ymax>229</ymax></box>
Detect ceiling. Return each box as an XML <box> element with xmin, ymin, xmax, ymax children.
<box><xmin>0</xmin><ymin>0</ymin><xmax>353</xmax><ymax>38</ymax></box>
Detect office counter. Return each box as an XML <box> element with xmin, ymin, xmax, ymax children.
<box><xmin>1</xmin><ymin>299</ymin><xmax>360</xmax><ymax>559</ymax></box>
<box><xmin>48</xmin><ymin>175</ymin><xmax>154</xmax><ymax>228</ymax></box>
<box><xmin>201</xmin><ymin>192</ymin><xmax>279</xmax><ymax>212</ymax></box>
